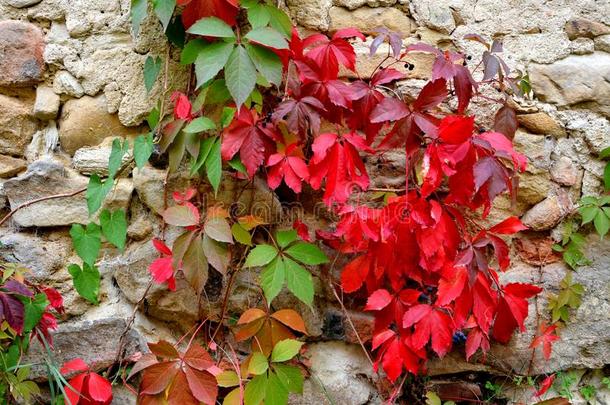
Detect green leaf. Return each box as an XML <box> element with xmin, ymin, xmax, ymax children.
<box><xmin>108</xmin><ymin>138</ymin><xmax>129</xmax><ymax>178</ymax></box>
<box><xmin>244</xmin><ymin>244</ymin><xmax>278</xmax><ymax>267</ymax></box>
<box><xmin>205</xmin><ymin>137</ymin><xmax>222</xmax><ymax>195</ymax></box>
<box><xmin>272</xmin><ymin>364</ymin><xmax>303</xmax><ymax>394</ymax></box>
<box><xmin>187</xmin><ymin>16</ymin><xmax>236</xmax><ymax>39</ymax></box>
<box><xmin>231</xmin><ymin>223</ymin><xmax>252</xmax><ymax>246</ymax></box>
<box><xmin>134</xmin><ymin>133</ymin><xmax>154</xmax><ymax>169</ymax></box>
<box><xmin>283</xmin><ymin>257</ymin><xmax>314</xmax><ymax>306</ymax></box>
<box><xmin>247</xmin><ymin>4</ymin><xmax>270</xmax><ymax>28</ymax></box>
<box><xmin>271</xmin><ymin>339</ymin><xmax>303</xmax><ymax>363</ymax></box>
<box><xmin>181</xmin><ymin>39</ymin><xmax>206</xmax><ymax>65</ymax></box>
<box><xmin>205</xmin><ymin>217</ymin><xmax>233</xmax><ymax>243</ymax></box>
<box><xmin>195</xmin><ymin>41</ymin><xmax>235</xmax><ymax>88</ymax></box>
<box><xmin>244</xmin><ymin>374</ymin><xmax>267</xmax><ymax>405</ymax></box>
<box><xmin>228</xmin><ymin>156</ymin><xmax>247</xmax><ymax>174</ymax></box>
<box><xmin>202</xmin><ymin>234</ymin><xmax>230</xmax><ymax>274</ymax></box>
<box><xmin>604</xmin><ymin>161</ymin><xmax>610</xmax><ymax>191</ymax></box>
<box><xmin>265</xmin><ymin>371</ymin><xmax>289</xmax><ymax>405</ymax></box>
<box><xmin>276</xmin><ymin>229</ymin><xmax>297</xmax><ymax>249</ymax></box>
<box><xmin>165</xmin><ymin>16</ymin><xmax>185</xmax><ymax>47</ymax></box>
<box><xmin>143</xmin><ymin>56</ymin><xmax>162</xmax><ymax>93</ymax></box>
<box><xmin>599</xmin><ymin>146</ymin><xmax>610</xmax><ymax>159</ymax></box>
<box><xmin>147</xmin><ymin>107</ymin><xmax>160</xmax><ymax>129</ymax></box>
<box><xmin>260</xmin><ymin>257</ymin><xmax>285</xmax><ymax>304</ymax></box>
<box><xmin>190</xmin><ymin>136</ymin><xmax>214</xmax><ymax>176</ymax></box>
<box><xmin>220</xmin><ymin>107</ymin><xmax>236</xmax><ymax>128</ymax></box>
<box><xmin>248</xmin><ymin>352</ymin><xmax>269</xmax><ymax>375</ymax></box>
<box><xmin>245</xmin><ymin>44</ymin><xmax>283</xmax><ymax>86</ymax></box>
<box><xmin>68</xmin><ymin>263</ymin><xmax>100</xmax><ymax>305</ymax></box>
<box><xmin>184</xmin><ymin>116</ymin><xmax>216</xmax><ymax>133</ymax></box>
<box><xmin>182</xmin><ymin>234</ymin><xmax>208</xmax><ymax>293</ymax></box>
<box><xmin>284</xmin><ymin>242</ymin><xmax>328</xmax><ymax>265</ymax></box>
<box><xmin>70</xmin><ymin>223</ymin><xmax>101</xmax><ymax>266</ymax></box>
<box><xmin>266</xmin><ymin>5</ymin><xmax>292</xmax><ymax>37</ymax></box>
<box><xmin>168</xmin><ymin>130</ymin><xmax>186</xmax><ymax>173</ymax></box>
<box><xmin>224</xmin><ymin>45</ymin><xmax>257</xmax><ymax>107</ymax></box>
<box><xmin>152</xmin><ymin>0</ymin><xmax>176</xmax><ymax>32</ymax></box>
<box><xmin>100</xmin><ymin>209</ymin><xmax>127</xmax><ymax>250</ymax></box>
<box><xmin>22</xmin><ymin>294</ymin><xmax>49</xmax><ymax>333</ymax></box>
<box><xmin>593</xmin><ymin>210</ymin><xmax>609</xmax><ymax>237</ymax></box>
<box><xmin>86</xmin><ymin>174</ymin><xmax>114</xmax><ymax>215</ymax></box>
<box><xmin>204</xmin><ymin>79</ymin><xmax>231</xmax><ymax>105</ymax></box>
<box><xmin>130</xmin><ymin>0</ymin><xmax>147</xmax><ymax>37</ymax></box>
<box><xmin>579</xmin><ymin>205</ymin><xmax>598</xmax><ymax>224</ymax></box>
<box><xmin>245</xmin><ymin>27</ymin><xmax>288</xmax><ymax>49</ymax></box>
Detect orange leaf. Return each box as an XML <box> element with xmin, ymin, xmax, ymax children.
<box><xmin>140</xmin><ymin>362</ymin><xmax>179</xmax><ymax>395</ymax></box>
<box><xmin>183</xmin><ymin>344</ymin><xmax>215</xmax><ymax>371</ymax></box>
<box><xmin>184</xmin><ymin>366</ymin><xmax>218</xmax><ymax>405</ymax></box>
<box><xmin>271</xmin><ymin>309</ymin><xmax>308</xmax><ymax>334</ymax></box>
<box><xmin>167</xmin><ymin>371</ymin><xmax>199</xmax><ymax>405</ymax></box>
<box><xmin>148</xmin><ymin>340</ymin><xmax>180</xmax><ymax>360</ymax></box>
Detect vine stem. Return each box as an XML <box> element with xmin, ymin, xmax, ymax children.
<box><xmin>0</xmin><ymin>187</ymin><xmax>87</xmax><ymax>228</ymax></box>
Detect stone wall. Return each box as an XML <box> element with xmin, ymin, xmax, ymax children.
<box><xmin>0</xmin><ymin>0</ymin><xmax>608</xmax><ymax>403</ymax></box>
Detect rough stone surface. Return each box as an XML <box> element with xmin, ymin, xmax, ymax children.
<box><xmin>0</xmin><ymin>20</ymin><xmax>45</xmax><ymax>87</ymax></box>
<box><xmin>0</xmin><ymin>94</ymin><xmax>38</xmax><ymax>157</ymax></box>
<box><xmin>551</xmin><ymin>156</ymin><xmax>580</xmax><ymax>186</ymax></box>
<box><xmin>565</xmin><ymin>17</ymin><xmax>610</xmax><ymax>40</ymax></box>
<box><xmin>58</xmin><ymin>95</ymin><xmax>140</xmax><ymax>155</ymax></box>
<box><xmin>530</xmin><ymin>52</ymin><xmax>610</xmax><ymax>118</ymax></box>
<box><xmin>3</xmin><ymin>159</ymin><xmax>133</xmax><ymax>227</ymax></box>
<box><xmin>334</xmin><ymin>0</ymin><xmax>397</xmax><ymax>10</ymax></box>
<box><xmin>24</xmin><ymin>317</ymin><xmax>146</xmax><ymax>379</ymax></box>
<box><xmin>33</xmin><ymin>86</ymin><xmax>61</xmax><ymax>120</ymax></box>
<box><xmin>296</xmin><ymin>342</ymin><xmax>375</xmax><ymax>405</ymax></box>
<box><xmin>329</xmin><ymin>6</ymin><xmax>414</xmax><ymax>36</ymax></box>
<box><xmin>72</xmin><ymin>136</ymin><xmax>132</xmax><ymax>176</ymax></box>
<box><xmin>516</xmin><ymin>112</ymin><xmax>566</xmax><ymax>137</ymax></box>
<box><xmin>5</xmin><ymin>0</ymin><xmax>42</xmax><ymax>7</ymax></box>
<box><xmin>521</xmin><ymin>190</ymin><xmax>573</xmax><ymax>231</ymax></box>
<box><xmin>410</xmin><ymin>0</ymin><xmax>456</xmax><ymax>33</ymax></box>
<box><xmin>0</xmin><ymin>155</ymin><xmax>26</xmax><ymax>178</ymax></box>
<box><xmin>287</xmin><ymin>0</ymin><xmax>332</xmax><ymax>31</ymax></box>
<box><xmin>53</xmin><ymin>70</ymin><xmax>85</xmax><ymax>98</ymax></box>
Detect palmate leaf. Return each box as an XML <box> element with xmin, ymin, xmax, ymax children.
<box><xmin>244</xmin><ymin>244</ymin><xmax>278</xmax><ymax>267</ymax></box>
<box><xmin>133</xmin><ymin>133</ymin><xmax>154</xmax><ymax>169</ymax></box>
<box><xmin>245</xmin><ymin>44</ymin><xmax>282</xmax><ymax>86</ymax></box>
<box><xmin>284</xmin><ymin>242</ymin><xmax>328</xmax><ymax>265</ymax></box>
<box><xmin>271</xmin><ymin>339</ymin><xmax>303</xmax><ymax>362</ymax></box>
<box><xmin>86</xmin><ymin>174</ymin><xmax>114</xmax><ymax>216</ymax></box>
<box><xmin>244</xmin><ymin>374</ymin><xmax>267</xmax><ymax>405</ymax></box>
<box><xmin>245</xmin><ymin>27</ymin><xmax>288</xmax><ymax>49</ymax></box>
<box><xmin>143</xmin><ymin>56</ymin><xmax>162</xmax><ymax>93</ymax></box>
<box><xmin>272</xmin><ymin>363</ymin><xmax>303</xmax><ymax>394</ymax></box>
<box><xmin>283</xmin><ymin>257</ymin><xmax>314</xmax><ymax>306</ymax></box>
<box><xmin>182</xmin><ymin>234</ymin><xmax>208</xmax><ymax>294</ymax></box>
<box><xmin>205</xmin><ymin>137</ymin><xmax>222</xmax><ymax>195</ymax></box>
<box><xmin>152</xmin><ymin>0</ymin><xmax>176</xmax><ymax>32</ymax></box>
<box><xmin>260</xmin><ymin>257</ymin><xmax>285</xmax><ymax>304</ymax></box>
<box><xmin>265</xmin><ymin>371</ymin><xmax>289</xmax><ymax>405</ymax></box>
<box><xmin>130</xmin><ymin>0</ymin><xmax>147</xmax><ymax>37</ymax></box>
<box><xmin>225</xmin><ymin>45</ymin><xmax>257</xmax><ymax>107</ymax></box>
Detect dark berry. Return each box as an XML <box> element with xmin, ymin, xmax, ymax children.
<box><xmin>418</xmin><ymin>293</ymin><xmax>429</xmax><ymax>303</ymax></box>
<box><xmin>452</xmin><ymin>331</ymin><xmax>467</xmax><ymax>344</ymax></box>
<box><xmin>404</xmin><ymin>63</ymin><xmax>410</xmax><ymax>68</ymax></box>
<box><xmin>408</xmin><ymin>64</ymin><xmax>415</xmax><ymax>71</ymax></box>
<box><xmin>467</xmin><ymin>55</ymin><xmax>472</xmax><ymax>60</ymax></box>
<box><xmin>426</xmin><ymin>286</ymin><xmax>434</xmax><ymax>293</ymax></box>
<box><xmin>463</xmin><ymin>61</ymin><xmax>467</xmax><ymax>66</ymax></box>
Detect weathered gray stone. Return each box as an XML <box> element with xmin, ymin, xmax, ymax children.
<box><xmin>0</xmin><ymin>230</ymin><xmax>72</xmax><ymax>281</ymax></box>
<box><xmin>33</xmin><ymin>86</ymin><xmax>61</xmax><ymax>120</ymax></box>
<box><xmin>569</xmin><ymin>37</ymin><xmax>595</xmax><ymax>54</ymax></box>
<box><xmin>0</xmin><ymin>155</ymin><xmax>26</xmax><ymax>178</ymax></box>
<box><xmin>294</xmin><ymin>342</ymin><xmax>375</xmax><ymax>405</ymax></box>
<box><xmin>0</xmin><ymin>94</ymin><xmax>38</xmax><ymax>157</ymax></box>
<box><xmin>530</xmin><ymin>52</ymin><xmax>610</xmax><ymax>118</ymax></box>
<box><xmin>53</xmin><ymin>71</ymin><xmax>85</xmax><ymax>98</ymax></box>
<box><xmin>595</xmin><ymin>34</ymin><xmax>610</xmax><ymax>52</ymax></box>
<box><xmin>23</xmin><ymin>317</ymin><xmax>146</xmax><ymax>379</ymax></box>
<box><xmin>3</xmin><ymin>159</ymin><xmax>133</xmax><ymax>227</ymax></box>
<box><xmin>513</xmin><ymin>130</ymin><xmax>553</xmax><ymax>172</ymax></box>
<box><xmin>0</xmin><ymin>20</ymin><xmax>45</xmax><ymax>86</ymax></box>
<box><xmin>334</xmin><ymin>0</ymin><xmax>397</xmax><ymax>10</ymax></box>
<box><xmin>329</xmin><ymin>6</ymin><xmax>414</xmax><ymax>36</ymax></box>
<box><xmin>64</xmin><ymin>0</ymin><xmax>131</xmax><ymax>37</ymax></box>
<box><xmin>503</xmin><ymin>32</ymin><xmax>571</xmax><ymax>64</ymax></box>
<box><xmin>58</xmin><ymin>95</ymin><xmax>139</xmax><ymax>155</ymax></box>
<box><xmin>410</xmin><ymin>0</ymin><xmax>456</xmax><ymax>34</ymax></box>
<box><xmin>5</xmin><ymin>0</ymin><xmax>42</xmax><ymax>8</ymax></box>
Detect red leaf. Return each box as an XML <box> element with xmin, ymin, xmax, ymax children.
<box><xmin>488</xmin><ymin>216</ymin><xmax>528</xmax><ymax>234</ymax></box>
<box><xmin>413</xmin><ymin>79</ymin><xmax>447</xmax><ymax>111</ymax></box>
<box><xmin>221</xmin><ymin>107</ymin><xmax>278</xmax><ymax>178</ymax></box>
<box><xmin>341</xmin><ymin>255</ymin><xmax>370</xmax><ymax>293</ymax></box>
<box><xmin>149</xmin><ymin>257</ymin><xmax>175</xmax><ymax>287</ymax></box>
<box><xmin>266</xmin><ymin>144</ymin><xmax>309</xmax><ymax>193</ymax></box>
<box><xmin>42</xmin><ymin>286</ymin><xmax>64</xmax><ymax>313</ymax></box>
<box><xmin>183</xmin><ymin>344</ymin><xmax>215</xmax><ymax>371</ymax></box>
<box><xmin>535</xmin><ymin>374</ymin><xmax>556</xmax><ymax>397</ymax></box>
<box><xmin>494</xmin><ymin>105</ymin><xmax>518</xmax><ymax>140</ymax></box>
<box><xmin>403</xmin><ymin>304</ymin><xmax>454</xmax><ymax>357</ymax></box>
<box><xmin>184</xmin><ymin>366</ymin><xmax>218</xmax><ymax>404</ymax></box>
<box><xmin>181</xmin><ymin>0</ymin><xmax>239</xmax><ymax>29</ymax></box>
<box><xmin>465</xmin><ymin>327</ymin><xmax>490</xmax><ymax>360</ymax></box>
<box><xmin>140</xmin><ymin>362</ymin><xmax>179</xmax><ymax>395</ymax></box>
<box><xmin>171</xmin><ymin>92</ymin><xmax>193</xmax><ymax>121</ymax></box>
<box><xmin>166</xmin><ymin>370</ymin><xmax>199</xmax><ymax>405</ymax></box>
<box><xmin>530</xmin><ymin>322</ymin><xmax>560</xmax><ymax>360</ymax></box>
<box><xmin>438</xmin><ymin>115</ymin><xmax>474</xmax><ymax>144</ymax></box>
<box><xmin>61</xmin><ymin>358</ymin><xmax>89</xmax><ymax>375</ymax></box>
<box><xmin>304</xmin><ymin>30</ymin><xmax>362</xmax><ymax>78</ymax></box>
<box><xmin>64</xmin><ymin>373</ymin><xmax>86</xmax><ymax>405</ymax></box>
<box><xmin>152</xmin><ymin>239</ymin><xmax>172</xmax><ymax>256</ymax></box>
<box><xmin>87</xmin><ymin>372</ymin><xmax>113</xmax><ymax>403</ymax></box>
<box><xmin>492</xmin><ymin>283</ymin><xmax>542</xmax><ymax>343</ymax></box>
<box><xmin>149</xmin><ymin>340</ymin><xmax>180</xmax><ymax>360</ymax></box>
<box><xmin>293</xmin><ymin>219</ymin><xmax>312</xmax><ymax>242</ymax></box>
<box><xmin>365</xmin><ymin>289</ymin><xmax>392</xmax><ymax>311</ymax></box>
<box><xmin>436</xmin><ymin>267</ymin><xmax>467</xmax><ymax>306</ymax></box>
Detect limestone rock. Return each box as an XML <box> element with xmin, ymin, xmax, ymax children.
<box><xmin>64</xmin><ymin>0</ymin><xmax>131</xmax><ymax>37</ymax></box>
<box><xmin>329</xmin><ymin>6</ymin><xmax>414</xmax><ymax>37</ymax></box>
<box><xmin>565</xmin><ymin>18</ymin><xmax>610</xmax><ymax>40</ymax></box>
<box><xmin>595</xmin><ymin>34</ymin><xmax>610</xmax><ymax>52</ymax></box>
<box><xmin>32</xmin><ymin>86</ymin><xmax>60</xmax><ymax>120</ymax></box>
<box><xmin>0</xmin><ymin>94</ymin><xmax>38</xmax><ymax>157</ymax></box>
<box><xmin>410</xmin><ymin>0</ymin><xmax>456</xmax><ymax>34</ymax></box>
<box><xmin>0</xmin><ymin>155</ymin><xmax>26</xmax><ymax>178</ymax></box>
<box><xmin>503</xmin><ymin>32</ymin><xmax>571</xmax><ymax>64</ymax></box>
<box><xmin>334</xmin><ymin>0</ymin><xmax>397</xmax><ymax>10</ymax></box>
<box><xmin>58</xmin><ymin>95</ymin><xmax>139</xmax><ymax>155</ymax></box>
<box><xmin>513</xmin><ymin>130</ymin><xmax>553</xmax><ymax>172</ymax></box>
<box><xmin>3</xmin><ymin>159</ymin><xmax>133</xmax><ymax>227</ymax></box>
<box><xmin>569</xmin><ymin>37</ymin><xmax>595</xmax><ymax>55</ymax></box>
<box><xmin>0</xmin><ymin>20</ymin><xmax>45</xmax><ymax>87</ymax></box>
<box><xmin>53</xmin><ymin>71</ymin><xmax>85</xmax><ymax>98</ymax></box>
<box><xmin>0</xmin><ymin>230</ymin><xmax>72</xmax><ymax>281</ymax></box>
<box><xmin>530</xmin><ymin>52</ymin><xmax>610</xmax><ymax>118</ymax></box>
<box><xmin>5</xmin><ymin>0</ymin><xmax>42</xmax><ymax>7</ymax></box>
<box><xmin>287</xmin><ymin>0</ymin><xmax>332</xmax><ymax>31</ymax></box>
<box><xmin>295</xmin><ymin>342</ymin><xmax>375</xmax><ymax>405</ymax></box>
<box><xmin>521</xmin><ymin>190</ymin><xmax>573</xmax><ymax>231</ymax></box>
<box><xmin>551</xmin><ymin>156</ymin><xmax>580</xmax><ymax>186</ymax></box>
<box><xmin>72</xmin><ymin>137</ymin><xmax>132</xmax><ymax>176</ymax></box>
<box><xmin>517</xmin><ymin>171</ymin><xmax>553</xmax><ymax>205</ymax></box>
<box><xmin>516</xmin><ymin>112</ymin><xmax>565</xmax><ymax>137</ymax></box>
<box><xmin>23</xmin><ymin>317</ymin><xmax>145</xmax><ymax>379</ymax></box>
